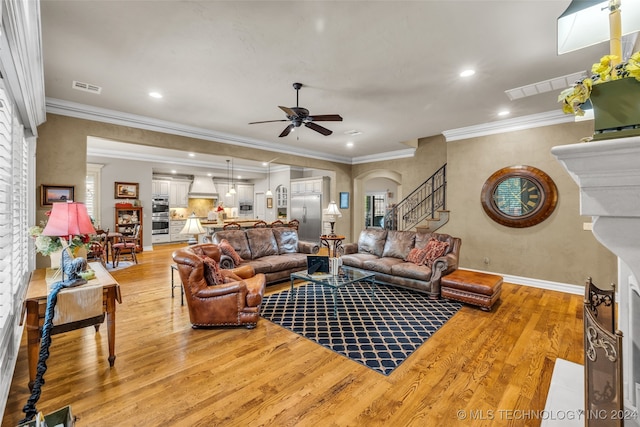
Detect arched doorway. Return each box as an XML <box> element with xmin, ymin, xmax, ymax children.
<box><xmin>353</xmin><ymin>169</ymin><xmax>402</xmax><ymax>234</ymax></box>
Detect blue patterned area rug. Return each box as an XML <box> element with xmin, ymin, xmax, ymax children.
<box><xmin>261</xmin><ymin>282</ymin><xmax>462</xmax><ymax>375</ymax></box>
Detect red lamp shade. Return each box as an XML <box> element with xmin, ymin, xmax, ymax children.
<box><xmin>42</xmin><ymin>202</ymin><xmax>96</xmax><ymax>237</ymax></box>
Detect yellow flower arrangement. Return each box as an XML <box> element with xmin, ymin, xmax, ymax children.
<box><xmin>559</xmin><ymin>51</ymin><xmax>640</xmax><ymax>116</ymax></box>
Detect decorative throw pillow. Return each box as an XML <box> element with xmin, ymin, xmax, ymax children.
<box><xmin>200</xmin><ymin>255</ymin><xmax>224</xmax><ymax>285</ymax></box>
<box><xmin>406</xmin><ymin>247</ymin><xmax>428</xmax><ymax>265</ymax></box>
<box><xmin>423</xmin><ymin>238</ymin><xmax>450</xmax><ymax>268</ymax></box>
<box><xmin>219</xmin><ymin>239</ymin><xmax>243</xmax><ymax>265</ymax></box>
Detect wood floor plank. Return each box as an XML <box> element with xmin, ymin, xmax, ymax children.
<box><xmin>2</xmin><ymin>243</ymin><xmax>584</xmax><ymax>426</ymax></box>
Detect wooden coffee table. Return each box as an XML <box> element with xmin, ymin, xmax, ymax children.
<box><xmin>290</xmin><ymin>267</ymin><xmax>376</xmax><ymax>317</ymax></box>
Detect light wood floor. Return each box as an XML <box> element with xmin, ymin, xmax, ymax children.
<box><xmin>2</xmin><ymin>244</ymin><xmax>583</xmax><ymax>426</ymax></box>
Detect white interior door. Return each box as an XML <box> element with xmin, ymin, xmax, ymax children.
<box><xmin>255</xmin><ymin>192</ymin><xmax>265</xmax><ymax>220</ymax></box>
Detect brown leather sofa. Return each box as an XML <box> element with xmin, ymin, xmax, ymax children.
<box><xmin>212</xmin><ymin>227</ymin><xmax>319</xmax><ymax>285</ymax></box>
<box><xmin>172</xmin><ymin>243</ymin><xmax>266</xmax><ymax>328</ymax></box>
<box><xmin>341</xmin><ymin>229</ymin><xmax>461</xmax><ymax>299</ymax></box>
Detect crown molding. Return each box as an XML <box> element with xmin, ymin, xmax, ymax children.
<box><xmin>351</xmin><ymin>148</ymin><xmax>416</xmax><ymax>164</ymax></box>
<box><xmin>442</xmin><ymin>110</ymin><xmax>579</xmax><ymax>142</ymax></box>
<box><xmin>46</xmin><ymin>98</ymin><xmax>356</xmax><ymax>164</ymax></box>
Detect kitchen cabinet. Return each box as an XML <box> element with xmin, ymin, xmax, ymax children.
<box><xmin>170</xmin><ymin>219</ymin><xmax>189</xmax><ymax>242</ymax></box>
<box><xmin>276</xmin><ymin>185</ymin><xmax>287</xmax><ymax>208</ymax></box>
<box><xmin>215</xmin><ymin>182</ymin><xmax>235</xmax><ymax>207</ymax></box>
<box><xmin>169</xmin><ymin>181</ymin><xmax>190</xmax><ymax>207</ymax></box>
<box><xmin>114</xmin><ymin>206</ymin><xmax>143</xmax><ymax>252</ymax></box>
<box><xmin>237</xmin><ymin>184</ymin><xmax>254</xmax><ymax>203</ymax></box>
<box><xmin>152</xmin><ymin>180</ymin><xmax>170</xmax><ymax>196</ymax></box>
<box><xmin>291</xmin><ymin>177</ymin><xmax>328</xmax><ymax>195</ymax></box>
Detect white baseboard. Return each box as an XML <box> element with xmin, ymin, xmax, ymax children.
<box><xmin>460</xmin><ymin>268</ymin><xmax>585</xmax><ymax>295</ymax></box>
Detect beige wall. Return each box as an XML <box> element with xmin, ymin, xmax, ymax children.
<box><xmin>441</xmin><ymin>120</ymin><xmax>617</xmax><ymax>286</ymax></box>
<box><xmin>36</xmin><ymin>113</ymin><xmax>617</xmax><ymax>286</ymax></box>
<box><xmin>35</xmin><ymin>113</ymin><xmax>354</xmax><ymax>239</ymax></box>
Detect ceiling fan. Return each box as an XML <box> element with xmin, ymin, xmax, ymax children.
<box><xmin>249</xmin><ymin>82</ymin><xmax>343</xmax><ymax>137</ymax></box>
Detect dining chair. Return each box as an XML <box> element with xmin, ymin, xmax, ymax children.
<box><xmin>223</xmin><ymin>222</ymin><xmax>242</xmax><ymax>230</ymax></box>
<box><xmin>112</xmin><ymin>224</ymin><xmax>140</xmax><ymax>266</ymax></box>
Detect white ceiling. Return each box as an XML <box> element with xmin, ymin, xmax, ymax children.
<box><xmin>41</xmin><ymin>0</ymin><xmax>628</xmax><ymax>169</ymax></box>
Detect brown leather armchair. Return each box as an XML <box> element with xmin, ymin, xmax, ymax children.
<box><xmin>172</xmin><ymin>243</ymin><xmax>266</xmax><ymax>329</ymax></box>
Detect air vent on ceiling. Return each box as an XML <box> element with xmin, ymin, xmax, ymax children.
<box><xmin>505</xmin><ymin>71</ymin><xmax>588</xmax><ymax>101</ymax></box>
<box><xmin>72</xmin><ymin>80</ymin><xmax>102</xmax><ymax>95</ymax></box>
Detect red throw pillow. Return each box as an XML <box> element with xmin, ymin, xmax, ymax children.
<box><xmin>423</xmin><ymin>238</ymin><xmax>450</xmax><ymax>268</ymax></box>
<box><xmin>200</xmin><ymin>255</ymin><xmax>224</xmax><ymax>285</ymax></box>
<box><xmin>406</xmin><ymin>247</ymin><xmax>428</xmax><ymax>265</ymax></box>
<box><xmin>219</xmin><ymin>239</ymin><xmax>243</xmax><ymax>265</ymax></box>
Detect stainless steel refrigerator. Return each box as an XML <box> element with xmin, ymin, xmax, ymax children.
<box><xmin>290</xmin><ymin>193</ymin><xmax>322</xmax><ymax>243</ymax></box>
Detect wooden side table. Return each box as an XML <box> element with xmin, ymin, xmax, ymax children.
<box><xmin>21</xmin><ymin>262</ymin><xmax>122</xmax><ymax>390</ymax></box>
<box><xmin>320</xmin><ymin>234</ymin><xmax>345</xmax><ymax>258</ymax></box>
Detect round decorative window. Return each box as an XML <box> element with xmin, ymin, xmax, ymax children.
<box><xmin>480</xmin><ymin>165</ymin><xmax>558</xmax><ymax>228</ymax></box>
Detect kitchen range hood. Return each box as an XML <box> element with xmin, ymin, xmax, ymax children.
<box><xmin>188</xmin><ymin>176</ymin><xmax>218</xmax><ymax>199</ymax></box>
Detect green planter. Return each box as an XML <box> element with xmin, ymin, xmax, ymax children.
<box><xmin>590</xmin><ymin>78</ymin><xmax>640</xmax><ymax>140</ymax></box>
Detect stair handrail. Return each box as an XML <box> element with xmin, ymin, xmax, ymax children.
<box><xmin>383</xmin><ymin>163</ymin><xmax>447</xmax><ymax>231</ymax></box>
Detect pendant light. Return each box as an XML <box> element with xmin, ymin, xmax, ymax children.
<box><xmin>225</xmin><ymin>159</ymin><xmax>232</xmax><ymax>198</ymax></box>
<box><xmin>229</xmin><ymin>158</ymin><xmax>237</xmax><ymax>195</ymax></box>
<box><xmin>266</xmin><ymin>162</ymin><xmax>273</xmax><ymax>196</ymax></box>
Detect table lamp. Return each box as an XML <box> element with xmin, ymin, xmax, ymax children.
<box><xmin>557</xmin><ymin>0</ymin><xmax>640</xmax><ymax>59</ymax></box>
<box><xmin>41</xmin><ymin>201</ymin><xmax>96</xmax><ymax>282</ymax></box>
<box><xmin>180</xmin><ymin>213</ymin><xmax>205</xmax><ymax>245</ymax></box>
<box><xmin>325</xmin><ymin>201</ymin><xmax>341</xmax><ymax>237</ymax></box>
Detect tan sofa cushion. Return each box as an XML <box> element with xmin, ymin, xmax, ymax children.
<box><xmin>382</xmin><ymin>230</ymin><xmax>415</xmax><ymax>259</ymax></box>
<box><xmin>391</xmin><ymin>262</ymin><xmax>433</xmax><ymax>281</ymax></box>
<box><xmin>245</xmin><ymin>228</ymin><xmax>279</xmax><ymax>259</ymax></box>
<box><xmin>362</xmin><ymin>257</ymin><xmax>404</xmax><ymax>274</ymax></box>
<box><xmin>357</xmin><ymin>228</ymin><xmax>388</xmax><ymax>257</ymax></box>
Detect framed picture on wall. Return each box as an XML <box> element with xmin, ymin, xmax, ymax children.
<box><xmin>114</xmin><ymin>182</ymin><xmax>139</xmax><ymax>199</ymax></box>
<box><xmin>41</xmin><ymin>185</ymin><xmax>75</xmax><ymax>206</ymax></box>
<box><xmin>267</xmin><ymin>197</ymin><xmax>273</xmax><ymax>209</ymax></box>
<box><xmin>339</xmin><ymin>192</ymin><xmax>349</xmax><ymax>209</ymax></box>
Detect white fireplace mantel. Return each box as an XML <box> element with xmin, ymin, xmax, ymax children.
<box><xmin>552</xmin><ymin>136</ymin><xmax>640</xmax><ymax>422</ymax></box>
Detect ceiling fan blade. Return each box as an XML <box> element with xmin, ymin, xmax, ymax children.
<box><xmin>279</xmin><ymin>124</ymin><xmax>294</xmax><ymax>137</ymax></box>
<box><xmin>308</xmin><ymin>114</ymin><xmax>343</xmax><ymax>122</ymax></box>
<box><xmin>248</xmin><ymin>119</ymin><xmax>288</xmax><ymax>124</ymax></box>
<box><xmin>279</xmin><ymin>106</ymin><xmax>298</xmax><ymax>118</ymax></box>
<box><xmin>305</xmin><ymin>122</ymin><xmax>332</xmax><ymax>136</ymax></box>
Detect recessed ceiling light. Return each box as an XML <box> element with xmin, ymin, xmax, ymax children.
<box><xmin>346</xmin><ymin>142</ymin><xmax>354</xmax><ymax>148</ymax></box>
<box><xmin>171</xmin><ymin>170</ymin><xmax>176</xmax><ymax>174</ymax></box>
<box><xmin>149</xmin><ymin>91</ymin><xmax>163</xmax><ymax>99</ymax></box>
<box><xmin>498</xmin><ymin>110</ymin><xmax>510</xmax><ymax>116</ymax></box>
<box><xmin>207</xmin><ymin>173</ymin><xmax>212</xmax><ymax>177</ymax></box>
<box><xmin>262</xmin><ymin>162</ymin><xmax>268</xmax><ymax>167</ymax></box>
<box><xmin>344</xmin><ymin>130</ymin><xmax>362</xmax><ymax>136</ymax></box>
<box><xmin>460</xmin><ymin>69</ymin><xmax>475</xmax><ymax>78</ymax></box>
<box><xmin>188</xmin><ymin>153</ymin><xmax>195</xmax><ymax>157</ymax></box>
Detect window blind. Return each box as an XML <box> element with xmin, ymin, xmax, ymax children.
<box><xmin>0</xmin><ymin>81</ymin><xmax>30</xmax><ymax>414</ymax></box>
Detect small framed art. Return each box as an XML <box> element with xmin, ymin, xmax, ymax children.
<box><xmin>267</xmin><ymin>197</ymin><xmax>273</xmax><ymax>209</ymax></box>
<box><xmin>114</xmin><ymin>182</ymin><xmax>139</xmax><ymax>199</ymax></box>
<box><xmin>339</xmin><ymin>192</ymin><xmax>349</xmax><ymax>209</ymax></box>
<box><xmin>41</xmin><ymin>185</ymin><xmax>75</xmax><ymax>206</ymax></box>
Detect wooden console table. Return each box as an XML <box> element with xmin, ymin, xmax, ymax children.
<box><xmin>21</xmin><ymin>262</ymin><xmax>122</xmax><ymax>390</ymax></box>
<box><xmin>320</xmin><ymin>234</ymin><xmax>345</xmax><ymax>258</ymax></box>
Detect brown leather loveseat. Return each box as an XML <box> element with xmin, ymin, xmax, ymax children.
<box><xmin>212</xmin><ymin>227</ymin><xmax>319</xmax><ymax>285</ymax></box>
<box><xmin>172</xmin><ymin>243</ymin><xmax>266</xmax><ymax>328</ymax></box>
<box><xmin>341</xmin><ymin>228</ymin><xmax>461</xmax><ymax>299</ymax></box>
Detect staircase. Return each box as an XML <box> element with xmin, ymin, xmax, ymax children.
<box><xmin>382</xmin><ymin>164</ymin><xmax>448</xmax><ymax>232</ymax></box>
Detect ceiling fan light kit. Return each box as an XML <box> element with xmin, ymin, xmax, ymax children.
<box><xmin>249</xmin><ymin>82</ymin><xmax>343</xmax><ymax>137</ymax></box>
